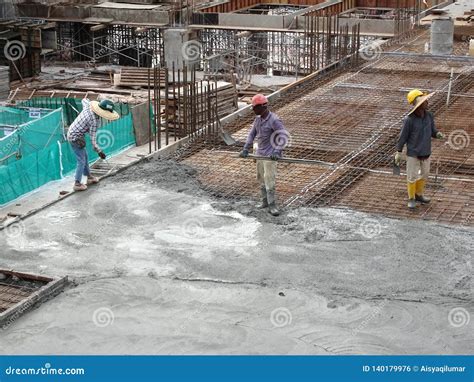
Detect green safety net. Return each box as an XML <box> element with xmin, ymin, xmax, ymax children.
<box><xmin>0</xmin><ymin>108</ymin><xmax>64</xmax><ymax>166</ymax></box>
<box><xmin>19</xmin><ymin>97</ymin><xmax>83</xmax><ymax>126</ymax></box>
<box><xmin>18</xmin><ymin>98</ymin><xmax>132</xmax><ymax>126</ymax></box>
<box><xmin>0</xmin><ymin>104</ymin><xmax>136</xmax><ymax>206</ymax></box>
<box><xmin>0</xmin><ymin>106</ymin><xmax>32</xmax><ymax>126</ymax></box>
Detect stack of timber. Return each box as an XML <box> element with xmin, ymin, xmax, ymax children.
<box><xmin>114</xmin><ymin>67</ymin><xmax>167</xmax><ymax>88</ymax></box>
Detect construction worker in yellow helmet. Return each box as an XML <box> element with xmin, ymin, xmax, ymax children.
<box><xmin>395</xmin><ymin>89</ymin><xmax>445</xmax><ymax>209</ymax></box>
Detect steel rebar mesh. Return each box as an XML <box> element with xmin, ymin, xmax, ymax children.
<box><xmin>177</xmin><ymin>52</ymin><xmax>474</xmax><ymax>226</ymax></box>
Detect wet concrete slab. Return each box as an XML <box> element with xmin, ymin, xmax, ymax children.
<box><xmin>0</xmin><ymin>162</ymin><xmax>472</xmax><ymax>354</ymax></box>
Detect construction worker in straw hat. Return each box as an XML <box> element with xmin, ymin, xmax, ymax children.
<box><xmin>239</xmin><ymin>94</ymin><xmax>289</xmax><ymax>216</ymax></box>
<box><xmin>67</xmin><ymin>98</ymin><xmax>120</xmax><ymax>191</ymax></box>
<box><xmin>395</xmin><ymin>89</ymin><xmax>444</xmax><ymax>209</ymax></box>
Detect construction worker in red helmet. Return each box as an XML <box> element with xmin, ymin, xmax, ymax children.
<box><xmin>239</xmin><ymin>94</ymin><xmax>289</xmax><ymax>216</ymax></box>
<box><xmin>395</xmin><ymin>89</ymin><xmax>444</xmax><ymax>209</ymax></box>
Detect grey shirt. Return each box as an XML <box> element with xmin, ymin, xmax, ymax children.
<box><xmin>396</xmin><ymin>111</ymin><xmax>438</xmax><ymax>158</ymax></box>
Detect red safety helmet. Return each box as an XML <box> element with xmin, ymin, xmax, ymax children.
<box><xmin>251</xmin><ymin>94</ymin><xmax>268</xmax><ymax>107</ymax></box>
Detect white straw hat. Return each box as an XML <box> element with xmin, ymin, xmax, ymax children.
<box><xmin>90</xmin><ymin>100</ymin><xmax>120</xmax><ymax>121</ymax></box>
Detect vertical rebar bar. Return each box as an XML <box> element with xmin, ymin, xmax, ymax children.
<box><xmin>153</xmin><ymin>66</ymin><xmax>158</xmax><ymax>152</ymax></box>
<box><xmin>147</xmin><ymin>67</ymin><xmax>152</xmax><ymax>154</ymax></box>
<box><xmin>158</xmin><ymin>65</ymin><xmax>162</xmax><ymax>149</ymax></box>
<box><xmin>183</xmin><ymin>65</ymin><xmax>188</xmax><ymax>138</ymax></box>
<box><xmin>177</xmin><ymin>67</ymin><xmax>182</xmax><ymax>139</ymax></box>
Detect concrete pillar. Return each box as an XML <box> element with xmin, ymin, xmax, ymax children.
<box><xmin>164</xmin><ymin>28</ymin><xmax>201</xmax><ymax>70</ymax></box>
<box><xmin>430</xmin><ymin>17</ymin><xmax>454</xmax><ymax>55</ymax></box>
<box><xmin>0</xmin><ymin>0</ymin><xmax>15</xmax><ymax>19</ymax></box>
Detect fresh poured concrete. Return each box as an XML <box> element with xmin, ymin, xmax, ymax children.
<box><xmin>0</xmin><ymin>159</ymin><xmax>472</xmax><ymax>354</ymax></box>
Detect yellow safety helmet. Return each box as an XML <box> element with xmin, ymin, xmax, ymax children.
<box><xmin>407</xmin><ymin>89</ymin><xmax>425</xmax><ymax>105</ymax></box>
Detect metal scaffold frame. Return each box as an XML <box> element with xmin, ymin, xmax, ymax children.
<box><xmin>198</xmin><ymin>15</ymin><xmax>363</xmax><ymax>83</ymax></box>
<box><xmin>51</xmin><ymin>22</ymin><xmax>165</xmax><ymax>67</ymax></box>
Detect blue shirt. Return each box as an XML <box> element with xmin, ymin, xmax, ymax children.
<box><xmin>243</xmin><ymin>111</ymin><xmax>288</xmax><ymax>157</ymax></box>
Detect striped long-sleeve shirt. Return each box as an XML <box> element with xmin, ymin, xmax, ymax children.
<box><xmin>67</xmin><ymin>99</ymin><xmax>101</xmax><ymax>152</ymax></box>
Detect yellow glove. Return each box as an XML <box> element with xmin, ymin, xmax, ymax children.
<box><xmin>394</xmin><ymin>152</ymin><xmax>402</xmax><ymax>166</ymax></box>
<box><xmin>436</xmin><ymin>132</ymin><xmax>445</xmax><ymax>139</ymax></box>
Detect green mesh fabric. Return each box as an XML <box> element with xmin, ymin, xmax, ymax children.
<box><xmin>0</xmin><ymin>105</ymin><xmax>136</xmax><ymax>206</ymax></box>
<box><xmin>0</xmin><ymin>106</ymin><xmax>30</xmax><ymax>126</ymax></box>
<box><xmin>0</xmin><ymin>108</ymin><xmax>63</xmax><ymax>166</ymax></box>
<box><xmin>18</xmin><ymin>98</ymin><xmax>131</xmax><ymax>126</ymax></box>
<box><xmin>18</xmin><ymin>98</ymin><xmax>83</xmax><ymax>125</ymax></box>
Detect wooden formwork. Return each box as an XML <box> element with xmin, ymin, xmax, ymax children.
<box><xmin>0</xmin><ymin>270</ymin><xmax>68</xmax><ymax>327</ymax></box>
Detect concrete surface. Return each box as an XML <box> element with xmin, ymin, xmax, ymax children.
<box><xmin>0</xmin><ymin>142</ymin><xmax>157</xmax><ymax>229</ymax></box>
<box><xmin>0</xmin><ymin>159</ymin><xmax>472</xmax><ymax>354</ymax></box>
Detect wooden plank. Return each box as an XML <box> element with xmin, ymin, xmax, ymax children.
<box><xmin>0</xmin><ymin>269</ymin><xmax>53</xmax><ymax>283</ymax></box>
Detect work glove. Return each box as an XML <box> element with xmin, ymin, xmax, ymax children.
<box><xmin>436</xmin><ymin>132</ymin><xmax>445</xmax><ymax>139</ymax></box>
<box><xmin>239</xmin><ymin>149</ymin><xmax>249</xmax><ymax>158</ymax></box>
<box><xmin>394</xmin><ymin>151</ymin><xmax>402</xmax><ymax>166</ymax></box>
<box><xmin>98</xmin><ymin>151</ymin><xmax>107</xmax><ymax>160</ymax></box>
<box><xmin>270</xmin><ymin>151</ymin><xmax>280</xmax><ymax>161</ymax></box>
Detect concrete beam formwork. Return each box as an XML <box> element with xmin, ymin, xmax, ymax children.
<box><xmin>91</xmin><ymin>3</ymin><xmax>170</xmax><ymax>25</ymax></box>
<box><xmin>193</xmin><ymin>12</ymin><xmax>410</xmax><ymax>36</ymax></box>
<box><xmin>0</xmin><ymin>270</ymin><xmax>68</xmax><ymax>328</ymax></box>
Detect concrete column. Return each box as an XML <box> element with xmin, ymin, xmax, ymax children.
<box><xmin>164</xmin><ymin>28</ymin><xmax>200</xmax><ymax>70</ymax></box>
<box><xmin>0</xmin><ymin>0</ymin><xmax>15</xmax><ymax>19</ymax></box>
<box><xmin>430</xmin><ymin>17</ymin><xmax>454</xmax><ymax>55</ymax></box>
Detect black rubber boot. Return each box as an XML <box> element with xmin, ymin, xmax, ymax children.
<box><xmin>267</xmin><ymin>189</ymin><xmax>280</xmax><ymax>216</ymax></box>
<box><xmin>257</xmin><ymin>186</ymin><xmax>269</xmax><ymax>209</ymax></box>
<box><xmin>415</xmin><ymin>194</ymin><xmax>431</xmax><ymax>204</ymax></box>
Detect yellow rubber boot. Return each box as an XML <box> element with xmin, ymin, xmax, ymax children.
<box><xmin>407</xmin><ymin>182</ymin><xmax>416</xmax><ymax>209</ymax></box>
<box><xmin>415</xmin><ymin>179</ymin><xmax>431</xmax><ymax>204</ymax></box>
<box><xmin>415</xmin><ymin>179</ymin><xmax>425</xmax><ymax>195</ymax></box>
